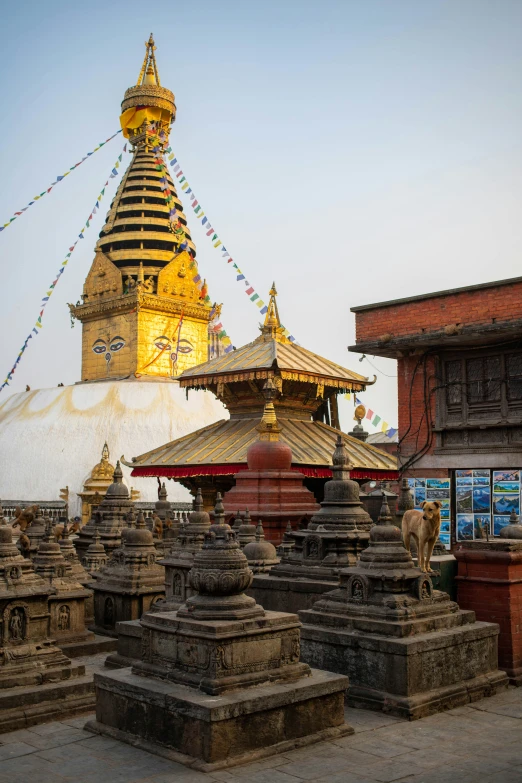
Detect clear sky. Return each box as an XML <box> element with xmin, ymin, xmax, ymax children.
<box><xmin>1</xmin><ymin>0</ymin><xmax>521</xmax><ymax>434</ymax></box>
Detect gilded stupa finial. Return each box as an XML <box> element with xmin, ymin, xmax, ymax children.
<box><xmin>257</xmin><ymin>378</ymin><xmax>282</xmax><ymax>442</ymax></box>
<box><xmin>260</xmin><ymin>282</ymin><xmax>282</xmax><ymax>340</ymax></box>
<box><xmin>137</xmin><ymin>33</ymin><xmax>160</xmax><ymax>87</ymax></box>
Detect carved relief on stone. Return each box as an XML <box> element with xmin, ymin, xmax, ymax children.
<box><xmin>305</xmin><ymin>536</ymin><xmax>321</xmax><ymax>561</ymax></box>
<box><xmin>414</xmin><ymin>575</ymin><xmax>433</xmax><ymax>601</ymax></box>
<box><xmin>104</xmin><ymin>597</ymin><xmax>115</xmax><ymax>628</ymax></box>
<box><xmin>346</xmin><ymin>574</ymin><xmax>369</xmax><ymax>602</ymax></box>
<box><xmin>8</xmin><ymin>607</ymin><xmax>25</xmax><ymax>642</ymax></box>
<box><xmin>8</xmin><ymin>566</ymin><xmax>21</xmax><ymax>582</ymax></box>
<box><xmin>172</xmin><ymin>572</ymin><xmax>183</xmax><ymax>597</ymax></box>
<box><xmin>58</xmin><ymin>605</ymin><xmax>71</xmax><ymax>631</ymax></box>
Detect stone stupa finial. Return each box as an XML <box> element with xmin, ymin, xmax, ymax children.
<box><xmin>136</xmin><ymin>511</ymin><xmax>146</xmax><ymax>529</ymax></box>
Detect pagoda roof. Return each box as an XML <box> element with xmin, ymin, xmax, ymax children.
<box><xmin>126</xmin><ymin>417</ymin><xmax>397</xmax><ymax>481</ymax></box>
<box><xmin>180</xmin><ymin>283</ymin><xmax>371</xmax><ymax>391</ymax></box>
<box><xmin>179</xmin><ymin>334</ymin><xmax>370</xmax><ymax>391</ymax></box>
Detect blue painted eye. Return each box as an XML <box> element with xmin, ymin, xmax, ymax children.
<box><xmin>154</xmin><ymin>336</ymin><xmax>171</xmax><ymax>350</ymax></box>
<box><xmin>110</xmin><ymin>337</ymin><xmax>125</xmax><ymax>352</ymax></box>
<box><xmin>177</xmin><ymin>339</ymin><xmax>193</xmax><ymax>355</ymax></box>
<box><xmin>92</xmin><ymin>341</ymin><xmax>106</xmax><ymax>354</ymax></box>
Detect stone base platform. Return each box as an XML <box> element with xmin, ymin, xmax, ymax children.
<box><xmin>86</xmin><ymin>667</ymin><xmax>352</xmax><ymax>772</ymax></box>
<box><xmin>104</xmin><ymin>620</ymin><xmax>142</xmax><ymax>668</ymax></box>
<box><xmin>59</xmin><ymin>633</ymin><xmax>118</xmax><ymax>659</ymax></box>
<box><xmin>248</xmin><ymin>574</ymin><xmax>335</xmax><ymax>614</ymax></box>
<box><xmin>301</xmin><ymin>619</ymin><xmax>509</xmax><ymax>720</ymax></box>
<box><xmin>0</xmin><ymin>666</ymin><xmax>95</xmax><ymax>733</ymax></box>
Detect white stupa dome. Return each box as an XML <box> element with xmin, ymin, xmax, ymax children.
<box><xmin>0</xmin><ymin>379</ymin><xmax>226</xmax><ymax>515</ymax></box>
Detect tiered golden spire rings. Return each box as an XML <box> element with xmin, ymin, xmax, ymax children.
<box><xmin>137</xmin><ymin>33</ymin><xmax>161</xmax><ymax>86</ymax></box>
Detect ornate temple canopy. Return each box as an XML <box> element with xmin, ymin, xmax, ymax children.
<box><xmin>127</xmin><ymin>288</ymin><xmax>397</xmax><ymax>500</ymax></box>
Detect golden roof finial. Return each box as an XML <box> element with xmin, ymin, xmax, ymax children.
<box><xmin>137</xmin><ymin>33</ymin><xmax>161</xmax><ymax>87</ymax></box>
<box><xmin>261</xmin><ymin>282</ymin><xmax>282</xmax><ymax>339</ymax></box>
<box><xmin>257</xmin><ymin>378</ymin><xmax>281</xmax><ymax>442</ymax></box>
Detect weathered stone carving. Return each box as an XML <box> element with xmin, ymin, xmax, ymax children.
<box><xmin>300</xmin><ymin>495</ymin><xmax>509</xmax><ymax>719</ymax></box>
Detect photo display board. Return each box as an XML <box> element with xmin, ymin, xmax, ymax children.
<box><xmin>455</xmin><ymin>470</ymin><xmax>491</xmax><ymax>541</ymax></box>
<box><xmin>408</xmin><ymin>478</ymin><xmax>451</xmax><ymax>548</ymax></box>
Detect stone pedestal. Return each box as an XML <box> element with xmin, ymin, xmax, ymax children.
<box><xmin>87</xmin><ymin>500</ymin><xmax>352</xmax><ymax>771</ymax></box>
<box><xmin>248</xmin><ymin>436</ymin><xmax>372</xmax><ymax>613</ymax></box>
<box><xmin>455</xmin><ymin>539</ymin><xmax>522</xmax><ymax>685</ymax></box>
<box><xmin>33</xmin><ymin>530</ymin><xmax>95</xmax><ymax>652</ymax></box>
<box><xmin>106</xmin><ymin>489</ymin><xmax>210</xmax><ymax>668</ymax></box>
<box><xmin>300</xmin><ymin>498</ymin><xmax>508</xmax><ymax>720</ymax></box>
<box><xmin>75</xmin><ymin>461</ymin><xmax>134</xmax><ymax>560</ymax></box>
<box><xmin>0</xmin><ymin>517</ymin><xmax>94</xmax><ymax>732</ymax></box>
<box><xmin>90</xmin><ymin>512</ymin><xmax>165</xmax><ymax>637</ymax></box>
<box><xmin>222</xmin><ymin>392</ymin><xmax>319</xmax><ymax>544</ymax></box>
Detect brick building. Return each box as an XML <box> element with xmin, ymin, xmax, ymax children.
<box><xmin>350</xmin><ymin>275</ymin><xmax>522</xmax><ymax>547</ymax></box>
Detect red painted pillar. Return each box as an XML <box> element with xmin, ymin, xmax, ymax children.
<box><xmin>455</xmin><ymin>541</ymin><xmax>522</xmax><ymax>685</ymax></box>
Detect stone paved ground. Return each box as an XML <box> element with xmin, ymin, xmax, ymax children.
<box><xmin>0</xmin><ymin>684</ymin><xmax>521</xmax><ymax>783</ymax></box>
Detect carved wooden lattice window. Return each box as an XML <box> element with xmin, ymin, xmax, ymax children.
<box><xmin>466</xmin><ymin>356</ymin><xmax>501</xmax><ymax>404</ymax></box>
<box><xmin>440</xmin><ymin>349</ymin><xmax>522</xmax><ymax>437</ymax></box>
<box><xmin>446</xmin><ymin>360</ymin><xmax>462</xmax><ymax>407</ymax></box>
<box><xmin>507</xmin><ymin>353</ymin><xmax>522</xmax><ymax>401</ymax></box>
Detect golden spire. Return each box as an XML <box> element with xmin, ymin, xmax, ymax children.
<box><xmin>256</xmin><ymin>378</ymin><xmax>282</xmax><ymax>442</ymax></box>
<box><xmin>137</xmin><ymin>33</ymin><xmax>161</xmax><ymax>87</ymax></box>
<box><xmin>260</xmin><ymin>282</ymin><xmax>288</xmax><ymax>342</ymax></box>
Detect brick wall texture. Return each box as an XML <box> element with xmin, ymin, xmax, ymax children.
<box><xmin>354</xmin><ymin>280</ymin><xmax>522</xmax><ymax>342</ymax></box>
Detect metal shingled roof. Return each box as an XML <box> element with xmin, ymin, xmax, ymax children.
<box><xmin>127</xmin><ymin>417</ymin><xmax>397</xmax><ymax>472</ymax></box>
<box><xmin>179</xmin><ymin>336</ymin><xmax>369</xmax><ymax>386</ymax></box>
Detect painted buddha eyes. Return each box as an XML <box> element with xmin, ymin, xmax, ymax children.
<box><xmin>154</xmin><ymin>336</ymin><xmax>171</xmax><ymax>351</ymax></box>
<box><xmin>177</xmin><ymin>339</ymin><xmax>193</xmax><ymax>355</ymax></box>
<box><xmin>110</xmin><ymin>337</ymin><xmax>125</xmax><ymax>352</ymax></box>
<box><xmin>92</xmin><ymin>337</ymin><xmax>126</xmax><ymax>355</ymax></box>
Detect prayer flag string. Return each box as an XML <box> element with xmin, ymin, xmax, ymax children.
<box><xmin>0</xmin><ymin>146</ymin><xmax>126</xmax><ymax>392</ymax></box>
<box><xmin>0</xmin><ymin>129</ymin><xmax>122</xmax><ymax>233</ymax></box>
<box><xmin>148</xmin><ymin>125</ymin><xmax>297</xmax><ymax>345</ymax></box>
<box><xmin>343</xmin><ymin>393</ymin><xmax>397</xmax><ymax>440</ymax></box>
<box><xmin>147</xmin><ymin>126</ymin><xmax>235</xmax><ymax>354</ymax></box>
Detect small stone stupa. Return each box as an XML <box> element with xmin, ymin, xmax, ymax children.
<box><xmin>82</xmin><ymin>525</ymin><xmax>108</xmax><ymax>573</ymax></box>
<box><xmin>75</xmin><ymin>461</ymin><xmax>134</xmax><ymax>561</ymax></box>
<box><xmin>0</xmin><ymin>512</ymin><xmax>90</xmax><ymax>731</ymax></box>
<box><xmin>499</xmin><ymin>509</ymin><xmax>522</xmax><ymax>539</ymax></box>
<box><xmin>90</xmin><ymin>511</ymin><xmax>164</xmax><ymax>637</ymax></box>
<box><xmin>106</xmin><ymin>490</ymin><xmax>212</xmax><ymax>667</ymax></box>
<box><xmin>59</xmin><ymin>519</ymin><xmax>95</xmax><ymax>626</ymax></box>
<box><xmin>249</xmin><ymin>435</ymin><xmax>372</xmax><ymax>613</ymax></box>
<box><xmin>33</xmin><ymin>522</ymin><xmax>95</xmax><ymax>652</ymax></box>
<box><xmin>243</xmin><ymin>521</ymin><xmax>279</xmax><ymax>573</ymax></box>
<box><xmin>300</xmin><ymin>496</ymin><xmax>508</xmax><ymax>719</ymax></box>
<box><xmin>223</xmin><ymin>382</ymin><xmax>319</xmax><ymax>544</ymax></box>
<box><xmin>87</xmin><ymin>497</ymin><xmax>352</xmax><ymax>771</ymax></box>
<box><xmin>22</xmin><ymin>507</ymin><xmax>48</xmax><ymax>560</ymax></box>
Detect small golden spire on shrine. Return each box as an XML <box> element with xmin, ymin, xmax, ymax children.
<box><xmin>257</xmin><ymin>378</ymin><xmax>282</xmax><ymax>442</ymax></box>
<box><xmin>260</xmin><ymin>282</ymin><xmax>286</xmax><ymax>341</ymax></box>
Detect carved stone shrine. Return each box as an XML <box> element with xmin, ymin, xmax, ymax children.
<box><xmin>87</xmin><ymin>499</ymin><xmax>352</xmax><ymax>771</ymax></box>
<box><xmin>90</xmin><ymin>511</ymin><xmax>164</xmax><ymax>637</ymax></box>
<box><xmin>249</xmin><ymin>435</ymin><xmax>372</xmax><ymax>614</ymax></box>
<box><xmin>0</xmin><ymin>514</ymin><xmax>92</xmax><ymax>731</ymax></box>
<box><xmin>300</xmin><ymin>496</ymin><xmax>509</xmax><ymax>719</ymax></box>
<box><xmin>75</xmin><ymin>461</ymin><xmax>134</xmax><ymax>561</ymax></box>
<box><xmin>33</xmin><ymin>524</ymin><xmax>94</xmax><ymax>653</ymax></box>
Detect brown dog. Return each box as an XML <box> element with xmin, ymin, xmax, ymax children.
<box><xmin>402</xmin><ymin>500</ymin><xmax>442</xmax><ymax>573</ymax></box>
